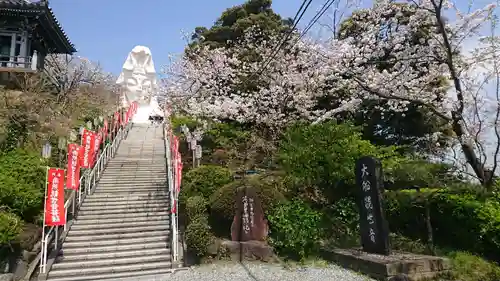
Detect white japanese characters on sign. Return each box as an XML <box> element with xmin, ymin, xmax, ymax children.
<box><xmin>361</xmin><ymin>163</ymin><xmax>376</xmax><ymax>244</ymax></box>
<box><xmin>50</xmin><ymin>172</ymin><xmax>61</xmax><ymax>223</ymax></box>
<box><xmin>242</xmin><ymin>196</ymin><xmax>250</xmax><ymax>234</ymax></box>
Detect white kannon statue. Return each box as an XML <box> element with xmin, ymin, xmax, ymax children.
<box><xmin>116</xmin><ymin>45</ymin><xmax>164</xmax><ymax>123</ymax></box>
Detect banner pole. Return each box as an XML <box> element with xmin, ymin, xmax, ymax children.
<box><xmin>40</xmin><ymin>166</ymin><xmax>49</xmax><ymax>273</ymax></box>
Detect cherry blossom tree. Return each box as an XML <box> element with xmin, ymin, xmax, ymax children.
<box><xmin>43</xmin><ymin>54</ymin><xmax>116</xmax><ymax>101</ymax></box>
<box><xmin>164</xmin><ymin>0</ymin><xmax>500</xmax><ymax>186</ymax></box>
<box><xmin>316</xmin><ymin>0</ymin><xmax>500</xmax><ymax>186</ymax></box>
<box><xmin>163</xmin><ymin>28</ymin><xmax>331</xmax><ymax>127</ymax></box>
<box><xmin>1</xmin><ymin>55</ymin><xmax>117</xmax><ymax>149</ymax></box>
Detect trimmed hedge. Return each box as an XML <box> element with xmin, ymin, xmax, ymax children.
<box><xmin>0</xmin><ymin>211</ymin><xmax>23</xmax><ymax>245</ymax></box>
<box><xmin>267</xmin><ymin>199</ymin><xmax>323</xmax><ymax>260</ymax></box>
<box><xmin>385</xmin><ymin>189</ymin><xmax>500</xmax><ymax>261</ymax></box>
<box><xmin>209</xmin><ymin>174</ymin><xmax>286</xmax><ymax>221</ymax></box>
<box><xmin>209</xmin><ymin>173</ymin><xmax>285</xmax><ymax>237</ymax></box>
<box><xmin>186</xmin><ymin>196</ymin><xmax>208</xmax><ymax>222</ymax></box>
<box><xmin>180</xmin><ymin>165</ymin><xmax>233</xmax><ymax>206</ymax></box>
<box><xmin>0</xmin><ymin>150</ymin><xmax>46</xmax><ymax>222</ymax></box>
<box><xmin>184</xmin><ymin>216</ymin><xmax>214</xmax><ymax>257</ymax></box>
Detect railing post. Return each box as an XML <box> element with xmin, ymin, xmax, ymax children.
<box><xmin>54</xmin><ymin>227</ymin><xmax>58</xmax><ymax>250</ymax></box>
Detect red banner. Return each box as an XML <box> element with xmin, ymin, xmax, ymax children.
<box><xmin>171</xmin><ymin>199</ymin><xmax>177</xmax><ymax>214</ymax></box>
<box><xmin>81</xmin><ymin>129</ymin><xmax>95</xmax><ymax>168</ymax></box>
<box><xmin>103</xmin><ymin>119</ymin><xmax>109</xmax><ymax>140</ymax></box>
<box><xmin>126</xmin><ymin>108</ymin><xmax>131</xmax><ymax>124</ymax></box>
<box><xmin>45</xmin><ymin>168</ymin><xmax>66</xmax><ymax>226</ymax></box>
<box><xmin>114</xmin><ymin>111</ymin><xmax>120</xmax><ymax>129</ymax></box>
<box><xmin>92</xmin><ymin>133</ymin><xmax>102</xmax><ymax>166</ymax></box>
<box><xmin>171</xmin><ymin>135</ymin><xmax>179</xmax><ymax>155</ymax></box>
<box><xmin>66</xmin><ymin>144</ymin><xmax>82</xmax><ymax>190</ymax></box>
<box><xmin>121</xmin><ymin>111</ymin><xmax>126</xmax><ymax>126</ymax></box>
<box><xmin>175</xmin><ymin>156</ymin><xmax>183</xmax><ymax>194</ymax></box>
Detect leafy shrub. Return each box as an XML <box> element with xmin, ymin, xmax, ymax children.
<box><xmin>389</xmin><ymin>234</ymin><xmax>500</xmax><ymax>281</ymax></box>
<box><xmin>203</xmin><ymin>122</ymin><xmax>251</xmax><ymax>151</ymax></box>
<box><xmin>209</xmin><ymin>174</ymin><xmax>285</xmax><ymax>223</ymax></box>
<box><xmin>447</xmin><ymin>251</ymin><xmax>500</xmax><ymax>281</ymax></box>
<box><xmin>0</xmin><ymin>149</ymin><xmax>45</xmax><ymax>222</ymax></box>
<box><xmin>186</xmin><ymin>196</ymin><xmax>208</xmax><ymax>222</ymax></box>
<box><xmin>279</xmin><ymin>121</ymin><xmax>402</xmax><ymax>202</ymax></box>
<box><xmin>267</xmin><ymin>199</ymin><xmax>323</xmax><ymax>260</ymax></box>
<box><xmin>184</xmin><ymin>216</ymin><xmax>214</xmax><ymax>257</ymax></box>
<box><xmin>322</xmin><ymin>198</ymin><xmax>360</xmax><ymax>247</ymax></box>
<box><xmin>180</xmin><ymin>165</ymin><xmax>233</xmax><ymax>201</ymax></box>
<box><xmin>385</xmin><ymin>189</ymin><xmax>500</xmax><ymax>261</ymax></box>
<box><xmin>170</xmin><ymin>115</ymin><xmax>201</xmax><ymax>134</ymax></box>
<box><xmin>0</xmin><ymin>211</ymin><xmax>23</xmax><ymax>245</ymax></box>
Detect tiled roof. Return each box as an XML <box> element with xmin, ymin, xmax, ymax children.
<box><xmin>0</xmin><ymin>0</ymin><xmax>76</xmax><ymax>53</ymax></box>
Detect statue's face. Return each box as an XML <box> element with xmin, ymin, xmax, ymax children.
<box><xmin>125</xmin><ymin>73</ymin><xmax>151</xmax><ymax>97</ymax></box>
<box><xmin>118</xmin><ymin>48</ymin><xmax>157</xmax><ymax>105</ymax></box>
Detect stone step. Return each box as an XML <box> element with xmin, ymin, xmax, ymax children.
<box><xmin>98</xmin><ymin>173</ymin><xmax>167</xmax><ymax>178</ymax></box>
<box><xmin>78</xmin><ymin>204</ymin><xmax>169</xmax><ymax>213</ymax></box>
<box><xmin>52</xmin><ymin>252</ymin><xmax>171</xmax><ymax>270</ymax></box>
<box><xmin>80</xmin><ymin>202</ymin><xmax>167</xmax><ymax>211</ymax></box>
<box><xmin>64</xmin><ymin>229</ymin><xmax>170</xmax><ymax>243</ymax></box>
<box><xmin>76</xmin><ymin>210</ymin><xmax>169</xmax><ymax>221</ymax></box>
<box><xmin>74</xmin><ymin>214</ymin><xmax>169</xmax><ymax>225</ymax></box>
<box><xmin>71</xmin><ymin>219</ymin><xmax>169</xmax><ymax>230</ymax></box>
<box><xmin>47</xmin><ymin>266</ymin><xmax>173</xmax><ymax>281</ymax></box>
<box><xmin>56</xmin><ymin>247</ymin><xmax>170</xmax><ymax>263</ymax></box>
<box><xmin>48</xmin><ymin>259</ymin><xmax>172</xmax><ymax>279</ymax></box>
<box><xmin>82</xmin><ymin>199</ymin><xmax>168</xmax><ymax>207</ymax></box>
<box><xmin>63</xmin><ymin>234</ymin><xmax>169</xmax><ymax>249</ymax></box>
<box><xmin>83</xmin><ymin>194</ymin><xmax>169</xmax><ymax>202</ymax></box>
<box><xmin>99</xmin><ymin>174</ymin><xmax>167</xmax><ymax>178</ymax></box>
<box><xmin>91</xmin><ymin>190</ymin><xmax>169</xmax><ymax>196</ymax></box>
<box><xmin>78</xmin><ymin>206</ymin><xmax>169</xmax><ymax>217</ymax></box>
<box><xmin>67</xmin><ymin>223</ymin><xmax>168</xmax><ymax>236</ymax></box>
<box><xmin>96</xmin><ymin>181</ymin><xmax>166</xmax><ymax>187</ymax></box>
<box><xmin>95</xmin><ymin>184</ymin><xmax>167</xmax><ymax>190</ymax></box>
<box><xmin>103</xmin><ymin>167</ymin><xmax>166</xmax><ymax>171</ymax></box>
<box><xmin>100</xmin><ymin>169</ymin><xmax>166</xmax><ymax>172</ymax></box>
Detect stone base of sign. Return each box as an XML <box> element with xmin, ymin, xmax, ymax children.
<box><xmin>326</xmin><ymin>248</ymin><xmax>450</xmax><ymax>281</ymax></box>
<box><xmin>212</xmin><ymin>239</ymin><xmax>275</xmax><ymax>262</ymax></box>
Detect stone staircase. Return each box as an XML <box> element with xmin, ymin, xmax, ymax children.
<box><xmin>47</xmin><ymin>124</ymin><xmax>172</xmax><ymax>281</ymax></box>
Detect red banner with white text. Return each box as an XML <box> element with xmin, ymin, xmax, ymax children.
<box><xmin>103</xmin><ymin>119</ymin><xmax>109</xmax><ymax>140</ymax></box>
<box><xmin>66</xmin><ymin>144</ymin><xmax>82</xmax><ymax>190</ymax></box>
<box><xmin>114</xmin><ymin>111</ymin><xmax>120</xmax><ymax>130</ymax></box>
<box><xmin>45</xmin><ymin>168</ymin><xmax>66</xmax><ymax>226</ymax></box>
<box><xmin>81</xmin><ymin>129</ymin><xmax>95</xmax><ymax>168</ymax></box>
<box><xmin>92</xmin><ymin>133</ymin><xmax>102</xmax><ymax>167</ymax></box>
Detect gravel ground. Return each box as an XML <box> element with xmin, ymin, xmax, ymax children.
<box><xmin>114</xmin><ymin>262</ymin><xmax>375</xmax><ymax>281</ymax></box>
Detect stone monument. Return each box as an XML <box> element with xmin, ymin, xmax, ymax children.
<box><xmin>355</xmin><ymin>156</ymin><xmax>391</xmax><ymax>255</ymax></box>
<box><xmin>217</xmin><ymin>185</ymin><xmax>273</xmax><ymax>262</ymax></box>
<box><xmin>116</xmin><ymin>45</ymin><xmax>164</xmax><ymax>123</ymax></box>
<box><xmin>231</xmin><ymin>186</ymin><xmax>268</xmax><ymax>241</ymax></box>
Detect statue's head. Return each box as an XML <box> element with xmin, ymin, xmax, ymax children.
<box><xmin>116</xmin><ymin>45</ymin><xmax>157</xmax><ymax>102</ymax></box>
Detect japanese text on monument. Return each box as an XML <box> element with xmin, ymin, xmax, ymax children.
<box><xmin>361</xmin><ymin>164</ymin><xmax>376</xmax><ymax>243</ymax></box>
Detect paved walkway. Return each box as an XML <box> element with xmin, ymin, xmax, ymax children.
<box><xmin>112</xmin><ymin>262</ymin><xmax>374</xmax><ymax>281</ymax></box>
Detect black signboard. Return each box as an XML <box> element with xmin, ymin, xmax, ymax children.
<box><xmin>355</xmin><ymin>156</ymin><xmax>391</xmax><ymax>255</ymax></box>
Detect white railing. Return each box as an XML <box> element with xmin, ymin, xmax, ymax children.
<box><xmin>164</xmin><ymin>122</ymin><xmax>179</xmax><ymax>264</ymax></box>
<box><xmin>0</xmin><ymin>54</ymin><xmax>36</xmax><ymax>70</ymax></box>
<box><xmin>39</xmin><ymin>124</ymin><xmax>129</xmax><ymax>275</ymax></box>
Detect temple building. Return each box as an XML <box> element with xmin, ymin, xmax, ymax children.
<box><xmin>0</xmin><ymin>0</ymin><xmax>75</xmax><ymax>81</ymax></box>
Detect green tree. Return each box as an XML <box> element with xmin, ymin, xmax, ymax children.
<box><xmin>332</xmin><ymin>3</ymin><xmax>452</xmax><ymax>153</ymax></box>
<box><xmin>188</xmin><ymin>0</ymin><xmax>292</xmax><ymax>50</ymax></box>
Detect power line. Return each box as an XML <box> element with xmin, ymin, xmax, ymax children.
<box><xmin>185</xmin><ymin>0</ymin><xmax>313</xmax><ymax>98</ymax></box>
<box><xmin>253</xmin><ymin>0</ymin><xmax>314</xmax><ymax>76</ymax></box>
<box><xmin>300</xmin><ymin>0</ymin><xmax>336</xmax><ymax>38</ymax></box>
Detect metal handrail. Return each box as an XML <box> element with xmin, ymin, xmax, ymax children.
<box><xmin>164</xmin><ymin>122</ymin><xmax>179</xmax><ymax>264</ymax></box>
<box><xmin>39</xmin><ymin>124</ymin><xmax>130</xmax><ymax>275</ymax></box>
